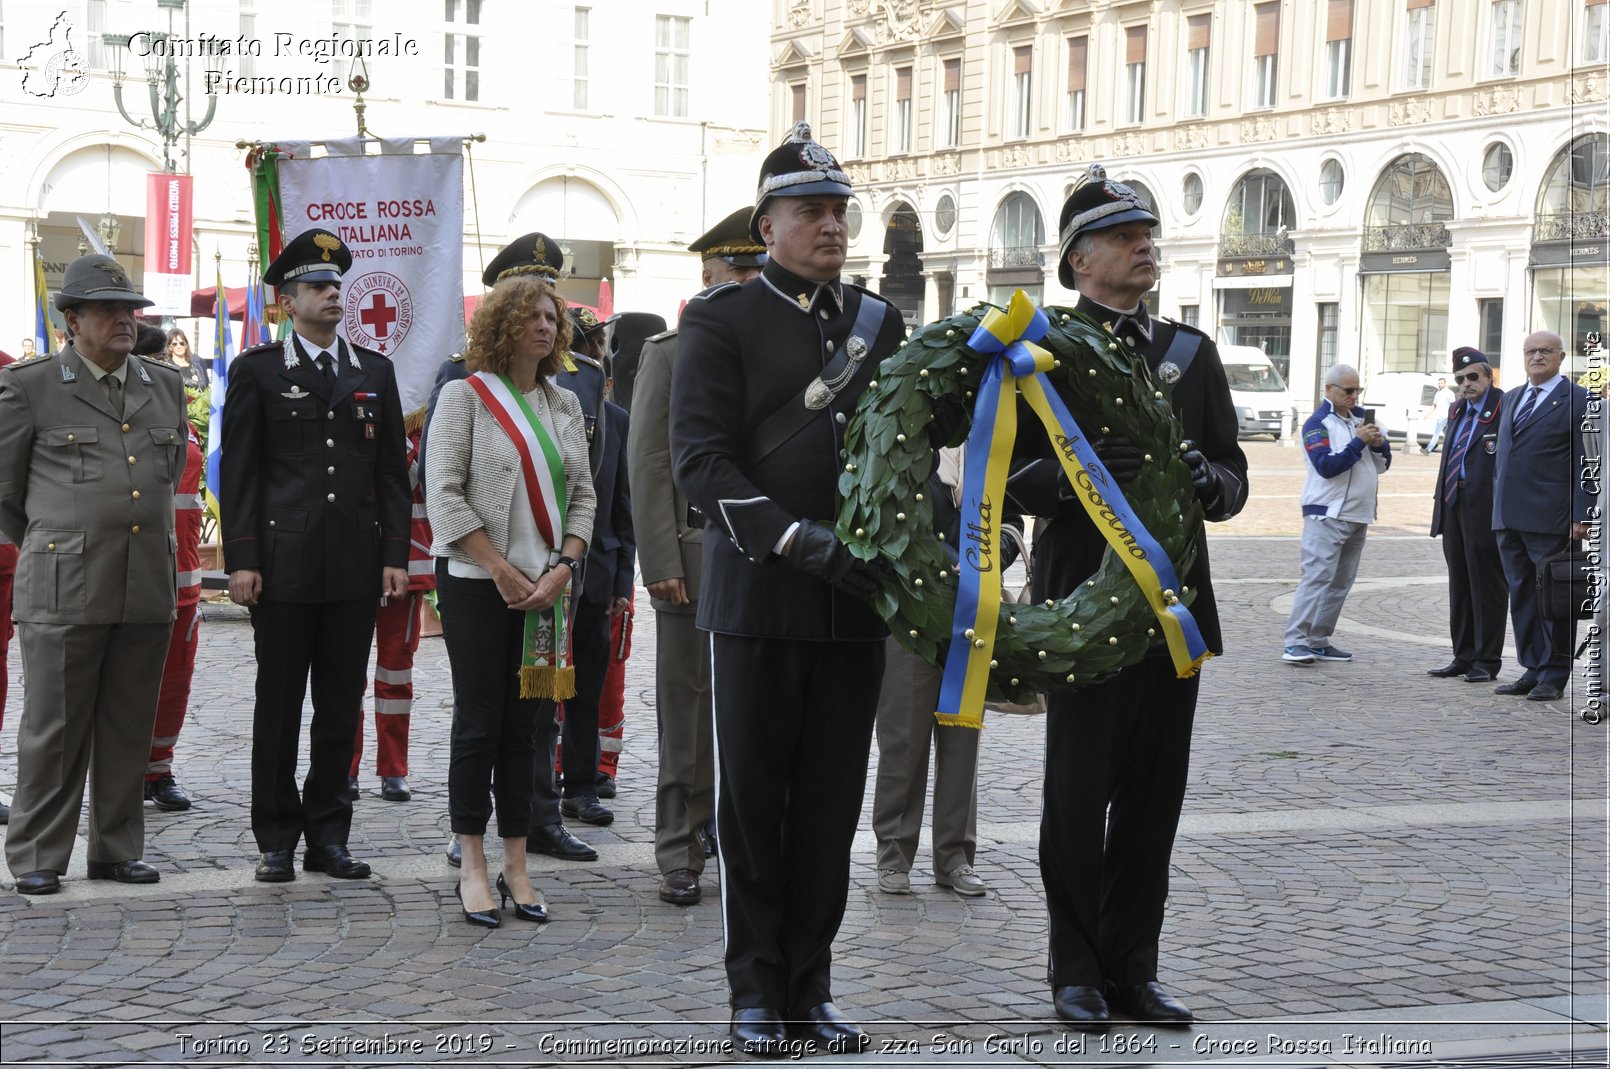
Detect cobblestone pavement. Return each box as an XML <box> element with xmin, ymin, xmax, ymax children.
<box><xmin>0</xmin><ymin>442</ymin><xmax>1605</xmax><ymax>1067</ymax></box>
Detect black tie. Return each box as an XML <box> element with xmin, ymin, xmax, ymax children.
<box><xmin>317</xmin><ymin>350</ymin><xmax>334</xmax><ymax>378</ymax></box>
<box><xmin>1512</xmin><ymin>385</ymin><xmax>1541</xmax><ymax>428</ymax></box>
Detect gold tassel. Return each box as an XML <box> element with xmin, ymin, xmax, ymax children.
<box><xmin>519</xmin><ymin>665</ymin><xmax>577</xmax><ymax>701</ymax></box>
<box><xmin>404</xmin><ymin>405</ymin><xmax>428</xmax><ymax>435</ymax></box>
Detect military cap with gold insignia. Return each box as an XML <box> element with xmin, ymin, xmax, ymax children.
<box><xmin>482</xmin><ymin>232</ymin><xmax>565</xmax><ymax>288</ymax></box>
<box><xmin>569</xmin><ymin>306</ymin><xmax>606</xmax><ymax>338</ymax></box>
<box><xmin>263</xmin><ymin>228</ymin><xmax>352</xmax><ymax>287</ymax></box>
<box><xmin>691</xmin><ymin>207</ymin><xmax>768</xmax><ymax>268</ymax></box>
<box><xmin>749</xmin><ymin>121</ymin><xmax>853</xmax><ymax>242</ymax></box>
<box><xmin>54</xmin><ymin>253</ymin><xmax>155</xmax><ymax>310</ymax></box>
<box><xmin>1056</xmin><ymin>163</ymin><xmax>1160</xmax><ymax>288</ymax></box>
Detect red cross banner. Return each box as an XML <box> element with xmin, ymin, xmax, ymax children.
<box><xmin>276</xmin><ymin>137</ymin><xmax>465</xmax><ymax>416</ymax></box>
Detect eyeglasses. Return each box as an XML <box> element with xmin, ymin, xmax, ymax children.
<box><xmin>1329</xmin><ymin>384</ymin><xmax>1360</xmax><ymax>394</ymax></box>
<box><xmin>1454</xmin><ymin>370</ymin><xmax>1484</xmax><ymax>383</ymax></box>
<box><xmin>1523</xmin><ymin>346</ymin><xmax>1561</xmax><ymax>357</ymax></box>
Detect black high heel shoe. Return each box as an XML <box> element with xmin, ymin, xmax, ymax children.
<box><xmin>497</xmin><ymin>873</ymin><xmax>549</xmax><ymax>923</ymax></box>
<box><xmin>454</xmin><ymin>881</ymin><xmax>501</xmax><ymax>929</ymax></box>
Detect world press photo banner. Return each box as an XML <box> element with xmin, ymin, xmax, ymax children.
<box><xmin>277</xmin><ymin>137</ymin><xmax>464</xmax><ymax>416</ymax></box>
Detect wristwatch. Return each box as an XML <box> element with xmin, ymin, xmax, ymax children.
<box><xmin>555</xmin><ymin>555</ymin><xmax>580</xmax><ymax>574</ymax></box>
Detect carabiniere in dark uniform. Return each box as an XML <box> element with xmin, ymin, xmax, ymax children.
<box><xmin>671</xmin><ymin>123</ymin><xmax>904</xmax><ymax>1054</ymax></box>
<box><xmin>222</xmin><ymin>228</ymin><xmax>410</xmax><ymax>881</ymax></box>
<box><xmin>1008</xmin><ymin>165</ymin><xmax>1249</xmax><ymax>1031</ymax></box>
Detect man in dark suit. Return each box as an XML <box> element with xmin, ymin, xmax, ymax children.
<box><xmin>425</xmin><ymin>232</ymin><xmax>605</xmax><ymax>866</ymax></box>
<box><xmin>221</xmin><ymin>228</ymin><xmax>410</xmax><ymax>882</ymax></box>
<box><xmin>0</xmin><ymin>255</ymin><xmax>188</xmax><ymax>894</ymax></box>
<box><xmin>1428</xmin><ymin>347</ymin><xmax>1508</xmax><ymax>684</ymax></box>
<box><xmin>672</xmin><ymin>124</ymin><xmax>903</xmax><ymax>1055</ymax></box>
<box><xmin>1008</xmin><ymin>165</ymin><xmax>1248</xmax><ymax>1030</ymax></box>
<box><xmin>630</xmin><ymin>208</ymin><xmax>766</xmax><ymax>908</ymax></box>
<box><xmin>1491</xmin><ymin>330</ymin><xmax>1593</xmax><ymax>704</ymax></box>
<box><xmin>557</xmin><ymin>380</ymin><xmax>634</xmax><ymax>828</ymax></box>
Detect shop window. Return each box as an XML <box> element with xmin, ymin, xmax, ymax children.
<box><xmin>1364</xmin><ymin>272</ymin><xmax>1450</xmax><ymax>373</ymax></box>
<box><xmin>1478</xmin><ymin>299</ymin><xmax>1504</xmax><ymax>363</ymax></box>
<box><xmin>1317</xmin><ymin>302</ymin><xmax>1340</xmax><ymax>406</ymax></box>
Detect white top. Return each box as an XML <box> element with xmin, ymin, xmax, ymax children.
<box><xmin>448</xmin><ymin>383</ymin><xmax>562</xmax><ymax>581</ymax></box>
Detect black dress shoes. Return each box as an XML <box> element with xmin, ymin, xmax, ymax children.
<box><xmin>529</xmin><ymin>822</ymin><xmax>597</xmax><ymax>861</ymax></box>
<box><xmin>1108</xmin><ymin>981</ymin><xmax>1193</xmax><ymax>1025</ymax></box>
<box><xmin>1427</xmin><ymin>661</ymin><xmax>1470</xmax><ymax>677</ymax></box>
<box><xmin>1527</xmin><ymin>683</ymin><xmax>1564</xmax><ymax>702</ymax></box>
<box><xmin>347</xmin><ymin>777</ymin><xmax>360</xmax><ymax>800</ymax></box>
<box><xmin>304</xmin><ymin>844</ymin><xmax>372</xmax><ymax>879</ymax></box>
<box><xmin>380</xmin><ymin>776</ymin><xmax>410</xmax><ymax>802</ymax></box>
<box><xmin>730</xmin><ymin>1008</ymin><xmax>788</xmax><ymax>1058</ymax></box>
<box><xmin>255</xmin><ymin>850</ymin><xmax>296</xmax><ymax>882</ymax></box>
<box><xmin>144</xmin><ymin>775</ymin><xmax>192</xmax><ymax>811</ymax></box>
<box><xmin>454</xmin><ymin>882</ymin><xmax>501</xmax><ymax>929</ymax></box>
<box><xmin>14</xmin><ymin>870</ymin><xmax>60</xmax><ymax>895</ymax></box>
<box><xmin>87</xmin><ymin>859</ymin><xmax>160</xmax><ymax>884</ymax></box>
<box><xmin>658</xmin><ymin>868</ymin><xmax>701</xmax><ymax>905</ymax></box>
<box><xmin>560</xmin><ymin>794</ymin><xmax>614</xmax><ymax>826</ymax></box>
<box><xmin>792</xmin><ymin>1002</ymin><xmax>867</xmax><ymax>1052</ymax></box>
<box><xmin>1464</xmin><ymin>667</ymin><xmax>1494</xmax><ymax>683</ymax></box>
<box><xmin>1052</xmin><ymin>985</ymin><xmax>1111</xmax><ymax>1031</ymax></box>
<box><xmin>0</xmin><ymin>800</ymin><xmax>10</xmax><ymax>825</ymax></box>
<box><xmin>596</xmin><ymin>775</ymin><xmax>617</xmax><ymax>800</ymax></box>
<box><xmin>496</xmin><ymin>874</ymin><xmax>548</xmax><ymax>922</ymax></box>
<box><xmin>1495</xmin><ymin>677</ymin><xmax>1539</xmax><ymax>696</ymax></box>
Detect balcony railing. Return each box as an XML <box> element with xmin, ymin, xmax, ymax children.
<box><xmin>1363</xmin><ymin>223</ymin><xmax>1452</xmax><ymax>252</ymax></box>
<box><xmin>987</xmin><ymin>246</ymin><xmax>1045</xmax><ymax>269</ymax></box>
<box><xmin>1534</xmin><ymin>211</ymin><xmax>1610</xmax><ymax>242</ymax></box>
<box><xmin>1217</xmin><ymin>232</ymin><xmax>1295</xmax><ymax>258</ymax></box>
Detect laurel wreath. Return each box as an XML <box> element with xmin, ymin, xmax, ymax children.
<box><xmin>836</xmin><ymin>305</ymin><xmax>1204</xmax><ymax>705</ymax></box>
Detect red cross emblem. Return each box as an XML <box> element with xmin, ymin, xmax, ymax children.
<box><xmin>360</xmin><ymin>293</ymin><xmax>399</xmax><ymax>342</ymax></box>
<box><xmin>343</xmin><ymin>272</ymin><xmax>414</xmax><ymax>355</ymax></box>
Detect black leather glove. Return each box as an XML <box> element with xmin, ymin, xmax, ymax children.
<box><xmin>1180</xmin><ymin>439</ymin><xmax>1223</xmax><ymax>504</ymax></box>
<box><xmin>1091</xmin><ymin>435</ymin><xmax>1145</xmax><ymax>487</ymax></box>
<box><xmin>785</xmin><ymin>519</ymin><xmax>887</xmax><ymax>601</ymax></box>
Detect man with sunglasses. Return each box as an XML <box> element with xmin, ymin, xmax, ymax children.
<box><xmin>1428</xmin><ymin>349</ymin><xmax>1508</xmax><ymax>684</ymax></box>
<box><xmin>1283</xmin><ymin>364</ymin><xmax>1391</xmax><ymax>664</ymax></box>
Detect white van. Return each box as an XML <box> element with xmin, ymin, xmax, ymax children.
<box><xmin>1219</xmin><ymin>344</ymin><xmax>1295</xmax><ymax>439</ymax></box>
<box><xmin>1359</xmin><ymin>371</ymin><xmax>1443</xmax><ymax>448</ymax></box>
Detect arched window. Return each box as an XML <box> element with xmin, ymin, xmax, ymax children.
<box><xmin>1535</xmin><ymin>133</ymin><xmax>1610</xmax><ymax>241</ymax></box>
<box><xmin>990</xmin><ymin>191</ymin><xmax>1045</xmax><ymax>268</ymax></box>
<box><xmin>1364</xmin><ymin>154</ymin><xmax>1453</xmax><ymax>251</ymax></box>
<box><xmin>1221</xmin><ymin>169</ymin><xmax>1295</xmax><ymax>256</ymax></box>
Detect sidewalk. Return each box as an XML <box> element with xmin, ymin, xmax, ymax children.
<box><xmin>0</xmin><ymin>442</ymin><xmax>1604</xmax><ymax>1067</ymax></box>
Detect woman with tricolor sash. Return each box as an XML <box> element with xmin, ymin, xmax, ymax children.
<box><xmin>425</xmin><ymin>276</ymin><xmax>597</xmax><ymax>929</ymax></box>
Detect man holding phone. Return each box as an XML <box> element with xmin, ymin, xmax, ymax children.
<box><xmin>1282</xmin><ymin>364</ymin><xmax>1392</xmax><ymax>664</ymax></box>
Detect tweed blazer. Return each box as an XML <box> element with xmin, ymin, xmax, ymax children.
<box><xmin>426</xmin><ymin>375</ymin><xmax>596</xmax><ymax>566</ymax></box>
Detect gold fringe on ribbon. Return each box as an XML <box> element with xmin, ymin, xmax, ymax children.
<box><xmin>404</xmin><ymin>405</ymin><xmax>428</xmax><ymax>435</ymax></box>
<box><xmin>519</xmin><ymin>664</ymin><xmax>576</xmax><ymax>701</ymax></box>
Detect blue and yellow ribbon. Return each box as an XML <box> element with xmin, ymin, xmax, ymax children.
<box><xmin>935</xmin><ymin>291</ymin><xmax>1210</xmax><ymax>730</ymax></box>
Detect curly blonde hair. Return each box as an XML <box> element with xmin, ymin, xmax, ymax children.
<box><xmin>465</xmin><ymin>276</ymin><xmax>574</xmax><ymax>377</ymax></box>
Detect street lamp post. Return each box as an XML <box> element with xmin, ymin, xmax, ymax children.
<box><xmin>103</xmin><ymin>0</ymin><xmax>217</xmax><ymax>173</ymax></box>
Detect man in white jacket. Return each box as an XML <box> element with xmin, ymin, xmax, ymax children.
<box><xmin>1283</xmin><ymin>364</ymin><xmax>1392</xmax><ymax>664</ymax></box>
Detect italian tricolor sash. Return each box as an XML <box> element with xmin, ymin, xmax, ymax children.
<box><xmin>466</xmin><ymin>371</ymin><xmax>575</xmax><ymax>701</ymax></box>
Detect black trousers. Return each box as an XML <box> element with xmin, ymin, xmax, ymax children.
<box><xmin>1041</xmin><ymin>658</ymin><xmax>1197</xmax><ymax>989</ymax></box>
<box><xmin>438</xmin><ymin>571</ymin><xmax>541</xmax><ymax>838</ymax></box>
<box><xmin>559</xmin><ymin>594</ymin><xmax>610</xmax><ymax>799</ymax></box>
<box><xmin>249</xmin><ymin>598</ymin><xmax>377</xmax><ymax>852</ymax></box>
<box><xmin>1442</xmin><ymin>495</ymin><xmax>1508</xmax><ymax>673</ymax></box>
<box><xmin>710</xmin><ymin>632</ymin><xmax>884</xmax><ymax>1013</ymax></box>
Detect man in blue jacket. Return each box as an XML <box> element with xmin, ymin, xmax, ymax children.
<box><xmin>1283</xmin><ymin>364</ymin><xmax>1391</xmax><ymax>664</ymax></box>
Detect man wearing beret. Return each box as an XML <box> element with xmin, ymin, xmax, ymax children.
<box><xmin>425</xmin><ymin>231</ymin><xmax>604</xmax><ymax>866</ymax></box>
<box><xmin>221</xmin><ymin>228</ymin><xmax>410</xmax><ymax>882</ymax></box>
<box><xmin>673</xmin><ymin>124</ymin><xmax>903</xmax><ymax>1055</ymax></box>
<box><xmin>630</xmin><ymin>207</ymin><xmax>765</xmax><ymax>908</ymax></box>
<box><xmin>1428</xmin><ymin>348</ymin><xmax>1508</xmax><ymax>684</ymax></box>
<box><xmin>0</xmin><ymin>254</ymin><xmax>189</xmax><ymax>894</ymax></box>
<box><xmin>1009</xmin><ymin>164</ymin><xmax>1248</xmax><ymax>1029</ymax></box>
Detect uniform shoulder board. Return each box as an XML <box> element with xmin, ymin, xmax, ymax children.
<box><xmin>448</xmin><ymin>351</ymin><xmax>466</xmax><ymax>363</ymax></box>
<box><xmin>645</xmin><ymin>328</ymin><xmax>677</xmax><ymax>343</ymax></box>
<box><xmin>569</xmin><ymin>351</ymin><xmax>603</xmax><ymax>372</ymax></box>
<box><xmin>1160</xmin><ymin>316</ymin><xmax>1210</xmax><ymax>341</ymax></box>
<box><xmin>237</xmin><ymin>340</ymin><xmax>281</xmax><ymax>359</ymax></box>
<box><xmin>138</xmin><ymin>354</ymin><xmax>183</xmax><ymax>375</ymax></box>
<box><xmin>691</xmin><ymin>280</ymin><xmax>741</xmax><ymax>302</ymax></box>
<box><xmin>350</xmin><ymin>341</ymin><xmax>386</xmax><ymax>362</ymax></box>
